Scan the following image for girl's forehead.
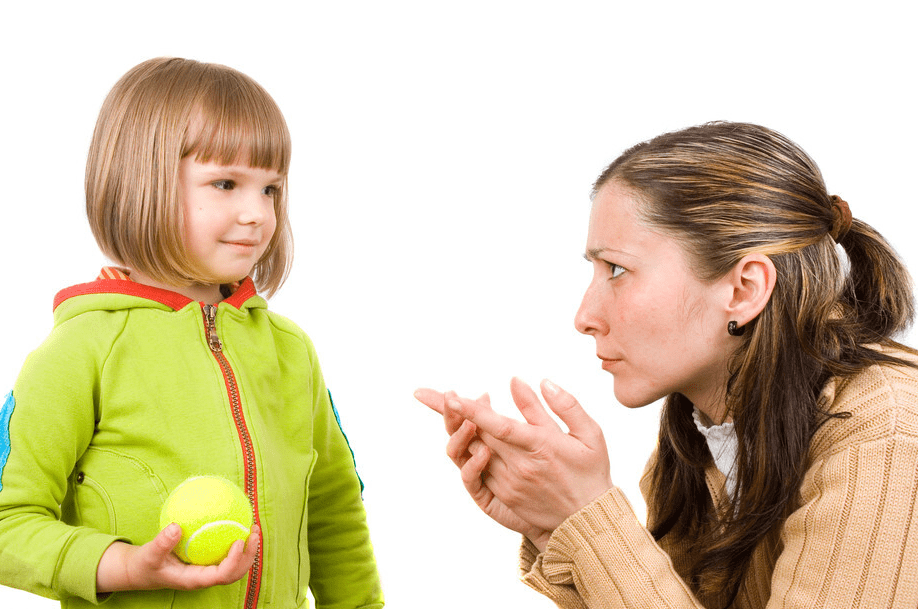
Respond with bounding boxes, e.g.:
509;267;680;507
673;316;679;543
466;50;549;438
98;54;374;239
186;149;286;175
184;114;289;174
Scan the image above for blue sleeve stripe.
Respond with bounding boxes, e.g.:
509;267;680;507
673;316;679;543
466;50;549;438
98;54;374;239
0;391;15;492
328;389;365;495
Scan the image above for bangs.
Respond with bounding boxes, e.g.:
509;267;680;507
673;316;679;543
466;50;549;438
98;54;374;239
183;65;291;173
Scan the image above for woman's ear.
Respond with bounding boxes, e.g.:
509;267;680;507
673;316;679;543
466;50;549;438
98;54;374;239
726;253;776;326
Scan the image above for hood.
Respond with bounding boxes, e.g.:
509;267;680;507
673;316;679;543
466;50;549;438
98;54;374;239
52;276;265;326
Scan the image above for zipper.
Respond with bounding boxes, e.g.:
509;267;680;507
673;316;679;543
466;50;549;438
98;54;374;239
203;303;263;608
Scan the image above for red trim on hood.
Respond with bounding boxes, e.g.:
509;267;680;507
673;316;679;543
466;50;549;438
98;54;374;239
53;281;194;312
224;277;258;309
53;276;258;312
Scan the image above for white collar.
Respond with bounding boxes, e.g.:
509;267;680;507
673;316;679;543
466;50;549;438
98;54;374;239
692;408;739;499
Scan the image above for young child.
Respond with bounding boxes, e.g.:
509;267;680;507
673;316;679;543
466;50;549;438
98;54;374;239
0;58;384;608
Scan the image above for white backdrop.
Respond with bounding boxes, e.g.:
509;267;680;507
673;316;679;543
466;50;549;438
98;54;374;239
1;1;916;607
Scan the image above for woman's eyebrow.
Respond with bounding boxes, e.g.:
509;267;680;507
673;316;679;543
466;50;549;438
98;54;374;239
584;247;628;261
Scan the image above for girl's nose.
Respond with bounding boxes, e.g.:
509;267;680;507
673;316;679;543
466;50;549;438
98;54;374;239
239;193;271;225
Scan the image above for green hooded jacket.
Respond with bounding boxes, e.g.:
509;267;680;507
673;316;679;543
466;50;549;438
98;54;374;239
0;275;383;608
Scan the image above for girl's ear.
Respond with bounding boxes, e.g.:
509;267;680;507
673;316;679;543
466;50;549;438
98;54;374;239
725;253;776;326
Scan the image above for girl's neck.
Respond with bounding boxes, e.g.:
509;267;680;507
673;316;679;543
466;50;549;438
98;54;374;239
129;270;224;304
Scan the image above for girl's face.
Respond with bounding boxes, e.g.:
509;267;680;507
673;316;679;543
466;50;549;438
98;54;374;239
575;181;735;419
179;156;281;292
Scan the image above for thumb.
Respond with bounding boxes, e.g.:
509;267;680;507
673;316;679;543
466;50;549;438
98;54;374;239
152;523;182;556
540;379;604;447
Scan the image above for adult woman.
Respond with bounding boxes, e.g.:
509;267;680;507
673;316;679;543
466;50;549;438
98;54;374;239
416;122;918;608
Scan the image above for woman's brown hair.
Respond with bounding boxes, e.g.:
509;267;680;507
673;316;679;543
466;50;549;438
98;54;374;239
594;122;915;604
85;57;293;297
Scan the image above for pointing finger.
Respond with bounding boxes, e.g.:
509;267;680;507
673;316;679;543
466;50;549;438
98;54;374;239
446;396;540;450
414;388;446;415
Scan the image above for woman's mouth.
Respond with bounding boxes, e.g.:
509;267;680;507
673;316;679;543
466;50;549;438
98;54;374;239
599;355;621;372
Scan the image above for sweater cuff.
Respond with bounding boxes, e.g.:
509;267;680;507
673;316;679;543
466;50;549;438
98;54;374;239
520;534;587;609
517;489;637;609
536;487;698;607
546;486;632;557
56;532;126;603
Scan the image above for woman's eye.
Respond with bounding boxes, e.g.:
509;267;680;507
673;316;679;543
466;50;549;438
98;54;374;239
608;263;625;279
262;185;279;196
213;180;235;190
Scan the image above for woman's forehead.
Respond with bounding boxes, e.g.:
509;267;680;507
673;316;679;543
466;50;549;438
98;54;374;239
588;182;640;236
587;182;676;259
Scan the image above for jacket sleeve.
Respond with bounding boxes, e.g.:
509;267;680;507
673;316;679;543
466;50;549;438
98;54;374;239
519;373;918;608
305;348;384;609
0;320;125;602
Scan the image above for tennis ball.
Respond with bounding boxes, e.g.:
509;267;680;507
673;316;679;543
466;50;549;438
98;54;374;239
159;476;253;565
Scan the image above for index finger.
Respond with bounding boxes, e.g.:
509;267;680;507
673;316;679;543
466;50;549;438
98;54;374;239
414;388;446;415
414;388;466;434
446;396;541;451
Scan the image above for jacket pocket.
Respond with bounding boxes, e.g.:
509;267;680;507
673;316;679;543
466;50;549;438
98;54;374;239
64;447;168;544
295;449;319;606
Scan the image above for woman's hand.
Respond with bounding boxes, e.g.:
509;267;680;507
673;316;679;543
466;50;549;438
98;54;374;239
416;388;553;549
96;523;260;593
415;379;613;551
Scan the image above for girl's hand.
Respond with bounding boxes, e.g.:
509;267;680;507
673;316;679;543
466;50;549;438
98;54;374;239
415;388;553;549
444;378;613;536
96;523;260;593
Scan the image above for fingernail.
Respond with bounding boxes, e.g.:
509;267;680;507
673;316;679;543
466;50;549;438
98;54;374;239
446;399;462;412
542;379;560;395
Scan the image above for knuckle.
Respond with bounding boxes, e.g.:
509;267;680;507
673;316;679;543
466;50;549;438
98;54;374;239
493;420;514;441
515;460;542;483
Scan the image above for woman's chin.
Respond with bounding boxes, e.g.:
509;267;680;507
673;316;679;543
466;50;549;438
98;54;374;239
612;385;660;410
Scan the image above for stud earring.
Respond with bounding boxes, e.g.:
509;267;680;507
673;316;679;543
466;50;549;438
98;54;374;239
727;321;745;336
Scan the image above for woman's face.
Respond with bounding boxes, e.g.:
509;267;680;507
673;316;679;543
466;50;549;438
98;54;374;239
575;181;735;417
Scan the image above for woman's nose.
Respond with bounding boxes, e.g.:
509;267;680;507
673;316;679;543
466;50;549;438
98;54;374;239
574;279;606;336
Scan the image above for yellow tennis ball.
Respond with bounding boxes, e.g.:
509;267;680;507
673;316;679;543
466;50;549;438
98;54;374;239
159;476;253;565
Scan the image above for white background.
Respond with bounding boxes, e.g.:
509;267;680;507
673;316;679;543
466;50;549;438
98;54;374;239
1;1;916;607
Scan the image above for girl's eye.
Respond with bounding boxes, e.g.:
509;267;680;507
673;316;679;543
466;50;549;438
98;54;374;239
262;185;279;196
213;180;235;190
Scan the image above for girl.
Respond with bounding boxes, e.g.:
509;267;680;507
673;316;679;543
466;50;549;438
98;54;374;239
0;58;384;608
417;122;918;608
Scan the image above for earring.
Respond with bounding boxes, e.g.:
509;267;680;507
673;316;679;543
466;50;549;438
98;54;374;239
727;321;745;336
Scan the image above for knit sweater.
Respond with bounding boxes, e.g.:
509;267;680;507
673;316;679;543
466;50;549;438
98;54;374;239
519;351;918;608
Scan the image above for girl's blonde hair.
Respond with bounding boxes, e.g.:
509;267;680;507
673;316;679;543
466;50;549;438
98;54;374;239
86;57;293;297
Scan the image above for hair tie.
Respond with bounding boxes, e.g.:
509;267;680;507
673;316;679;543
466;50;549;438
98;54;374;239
829;195;852;242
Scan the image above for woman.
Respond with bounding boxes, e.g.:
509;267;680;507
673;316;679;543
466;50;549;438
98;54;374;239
416;122;918;608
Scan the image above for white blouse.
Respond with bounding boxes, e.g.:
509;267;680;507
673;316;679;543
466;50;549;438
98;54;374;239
692;408;738;499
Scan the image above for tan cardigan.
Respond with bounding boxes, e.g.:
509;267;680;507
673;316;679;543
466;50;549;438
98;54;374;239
520;354;918;608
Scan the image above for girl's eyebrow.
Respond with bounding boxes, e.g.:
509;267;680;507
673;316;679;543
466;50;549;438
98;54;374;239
200;167;284;181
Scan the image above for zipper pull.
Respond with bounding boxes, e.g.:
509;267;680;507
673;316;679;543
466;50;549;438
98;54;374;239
203;304;223;352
